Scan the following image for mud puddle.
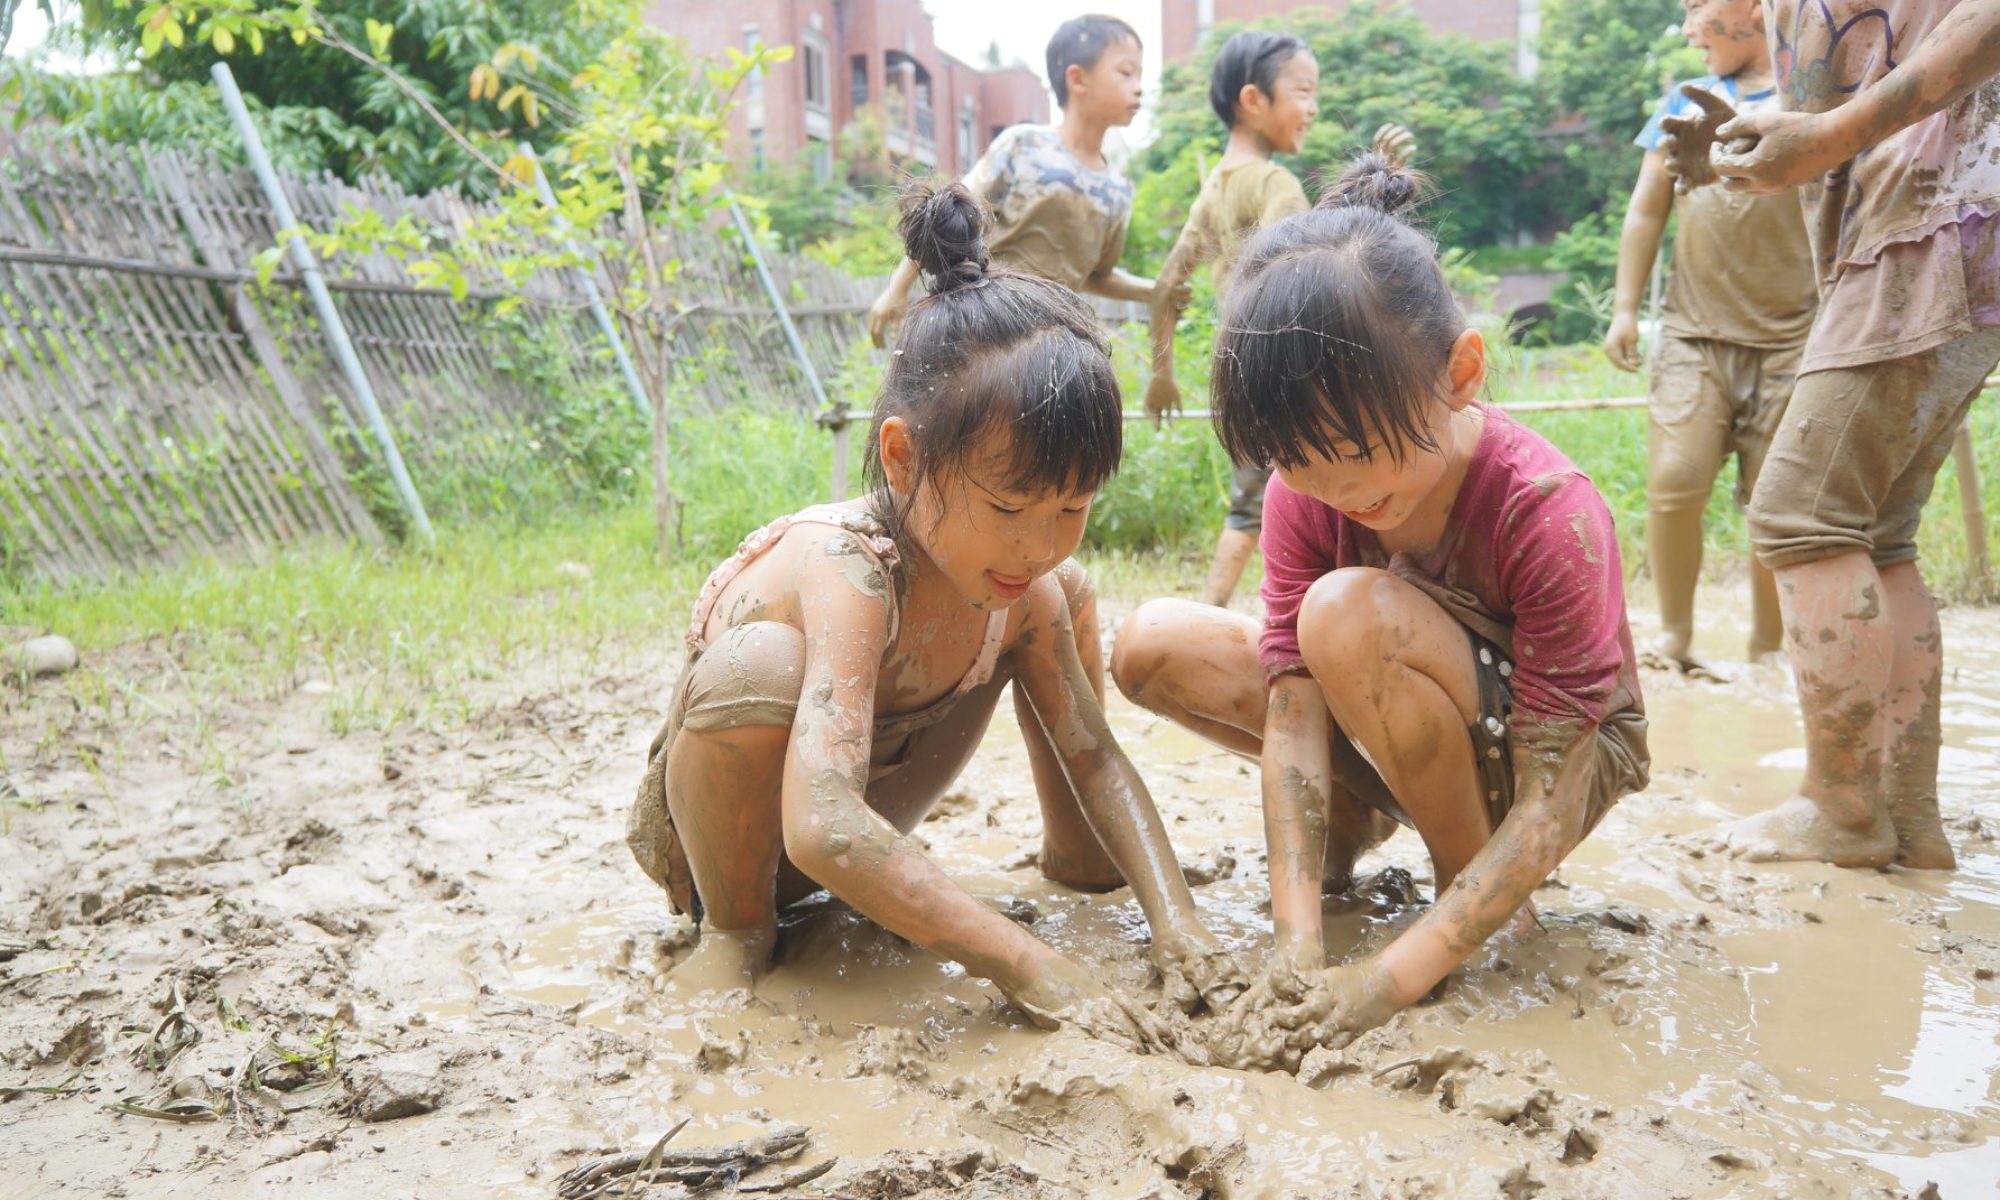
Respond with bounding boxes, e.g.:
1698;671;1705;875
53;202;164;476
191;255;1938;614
3;585;1998;1197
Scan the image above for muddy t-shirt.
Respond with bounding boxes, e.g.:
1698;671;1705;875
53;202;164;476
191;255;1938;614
1636;74;1819;347
1258;408;1649;790
1763;0;2000;371
1180;159;1310;294
961;124;1135;293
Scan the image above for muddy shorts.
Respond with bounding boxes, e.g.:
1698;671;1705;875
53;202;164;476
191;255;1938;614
1648;335;1802;513
1225;458;1273;534
1322;627;1517;834
627;621;1009;924
1748;326;2000;569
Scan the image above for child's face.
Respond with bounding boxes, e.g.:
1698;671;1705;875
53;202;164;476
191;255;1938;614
1244;51;1320;155
1270;332;1485;533
1682;0;1767;78
899;430;1096;612
1069;35;1145;128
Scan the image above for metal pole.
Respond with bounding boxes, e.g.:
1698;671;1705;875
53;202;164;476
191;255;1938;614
726;200;849;500
212;62;435;548
523;144;652;418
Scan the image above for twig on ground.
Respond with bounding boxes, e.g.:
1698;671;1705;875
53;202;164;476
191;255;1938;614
554;1121;812;1200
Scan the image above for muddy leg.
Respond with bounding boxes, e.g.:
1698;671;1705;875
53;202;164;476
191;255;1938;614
1646;371;1728;671
1020;561;1127;890
664;721;788;989
1723;551;1897;865
1747;557;1785;662
1115;597;1385;891
1200;528;1258;608
1879;561;1954;869
1299;569;1493;893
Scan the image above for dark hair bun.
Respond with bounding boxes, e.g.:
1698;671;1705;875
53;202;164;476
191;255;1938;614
898;182;990;293
1321;152;1430;217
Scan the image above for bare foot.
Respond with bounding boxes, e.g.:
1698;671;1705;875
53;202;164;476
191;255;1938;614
665;926;773;999
1722;796;1896;867
1640;638;1726;682
1890;793;1958;870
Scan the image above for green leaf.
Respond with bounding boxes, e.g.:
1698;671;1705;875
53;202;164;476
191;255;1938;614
365;18;394;59
212;25;235;54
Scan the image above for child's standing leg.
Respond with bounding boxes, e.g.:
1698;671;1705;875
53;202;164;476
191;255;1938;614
1734;329;2000;866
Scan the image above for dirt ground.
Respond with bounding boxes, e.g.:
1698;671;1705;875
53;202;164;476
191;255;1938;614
4;583;1999;1199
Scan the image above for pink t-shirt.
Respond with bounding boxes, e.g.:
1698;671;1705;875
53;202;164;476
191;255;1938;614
1259;408;1649;785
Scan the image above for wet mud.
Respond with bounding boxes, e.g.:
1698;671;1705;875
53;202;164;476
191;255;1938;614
4;586;2000;1197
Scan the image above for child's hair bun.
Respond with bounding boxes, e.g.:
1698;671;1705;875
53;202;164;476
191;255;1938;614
1321;151;1430;217
898;182;991;293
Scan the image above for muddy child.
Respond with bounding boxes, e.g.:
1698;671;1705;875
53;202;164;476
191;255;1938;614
868;15;1177;347
1659;0;2000;867
1606;0;1818;675
1143;26;1418;609
1112;154;1650;1067
629;184;1239;1050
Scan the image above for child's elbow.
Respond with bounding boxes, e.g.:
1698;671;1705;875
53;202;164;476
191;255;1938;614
781;801;856;883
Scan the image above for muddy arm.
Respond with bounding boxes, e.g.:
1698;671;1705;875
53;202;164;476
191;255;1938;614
1144;230;1206;418
1260;674;1334;972
1375;727;1596;1006
1012;577;1211;949
867;258;921;348
1083;266;1160;304
1605;152;1672;371
780;542;1061;992
1713;0;2000;192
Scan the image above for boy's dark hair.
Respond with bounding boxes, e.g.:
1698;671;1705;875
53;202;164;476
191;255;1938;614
1208;30;1310;128
1046;14;1140;108
866;183;1122;544
1211;152;1458;471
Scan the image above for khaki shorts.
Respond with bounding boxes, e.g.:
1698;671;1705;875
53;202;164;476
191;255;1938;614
1648;335;1802;512
1226;458;1272;534
1748;327;2000;569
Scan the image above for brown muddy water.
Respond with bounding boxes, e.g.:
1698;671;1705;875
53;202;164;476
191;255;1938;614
3;586;1998;1198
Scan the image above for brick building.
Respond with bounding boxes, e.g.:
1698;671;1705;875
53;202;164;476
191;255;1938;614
648;0;1050;181
1161;0;1544;76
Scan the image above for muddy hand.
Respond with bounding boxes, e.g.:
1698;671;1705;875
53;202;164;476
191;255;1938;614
1006;956;1207;1064
1151;934;1250;1014
1143;372;1182;427
1371;123;1417;169
1657;84;1738;194
1269;959;1401;1050
866;288;907;349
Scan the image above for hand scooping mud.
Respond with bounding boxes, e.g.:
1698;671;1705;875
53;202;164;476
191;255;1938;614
1205;957;1400;1072
1371;123;1417;170
1151;934;1251;1015
1657;84;1758;194
1006;955;1209;1065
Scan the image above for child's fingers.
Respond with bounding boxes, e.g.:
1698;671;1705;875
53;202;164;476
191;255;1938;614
1676;82;1736;118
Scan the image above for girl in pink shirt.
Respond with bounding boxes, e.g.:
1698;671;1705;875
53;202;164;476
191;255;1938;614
1112;153;1649;1068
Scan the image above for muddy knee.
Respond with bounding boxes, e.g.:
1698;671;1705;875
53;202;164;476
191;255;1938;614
1297;568;1397;679
1111;598;1183;706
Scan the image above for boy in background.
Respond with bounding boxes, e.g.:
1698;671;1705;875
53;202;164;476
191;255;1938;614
1607;0;1817;675
868;14;1172;345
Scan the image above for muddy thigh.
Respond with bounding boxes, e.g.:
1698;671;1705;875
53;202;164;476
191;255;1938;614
1111;598;1268;757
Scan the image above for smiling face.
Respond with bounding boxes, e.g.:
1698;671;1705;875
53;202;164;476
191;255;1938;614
1682;0;1768;79
1070;34;1145;128
883;423;1096;611
1243;50;1320;155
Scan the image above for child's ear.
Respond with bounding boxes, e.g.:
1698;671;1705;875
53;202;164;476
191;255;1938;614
1065;62;1089;103
880;416;917;493
1237;82;1266;120
1444;328;1487;410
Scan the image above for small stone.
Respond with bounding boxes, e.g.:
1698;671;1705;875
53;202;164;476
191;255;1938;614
555;561;592;582
300;679;335;695
9;635;77;678
349;1049;444;1122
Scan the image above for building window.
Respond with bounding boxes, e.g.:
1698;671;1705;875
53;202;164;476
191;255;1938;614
744;25;764;103
750;127;766;171
810;136;833;181
802;34;829;113
851;54;868;107
957;102;974;163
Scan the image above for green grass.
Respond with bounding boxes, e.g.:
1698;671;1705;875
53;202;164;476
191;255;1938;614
5;337;1997;746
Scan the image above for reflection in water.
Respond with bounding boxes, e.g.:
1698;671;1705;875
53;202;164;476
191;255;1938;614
1884;970;2000;1114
